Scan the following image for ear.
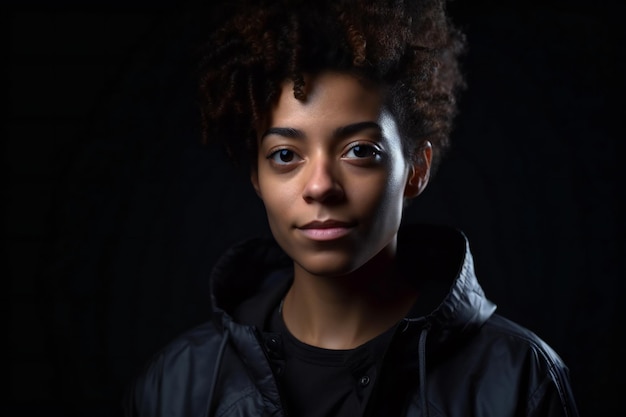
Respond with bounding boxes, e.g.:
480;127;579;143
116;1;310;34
250;167;263;199
404;141;432;199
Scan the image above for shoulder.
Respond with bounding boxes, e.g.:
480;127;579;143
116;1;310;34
473;314;578;415
463;313;571;384
430;313;569;379
481;314;566;370
127;321;225;416
420;314;578;416
162;321;224;354
140;320;225;378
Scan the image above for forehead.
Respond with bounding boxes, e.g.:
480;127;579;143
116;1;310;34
262;72;385;131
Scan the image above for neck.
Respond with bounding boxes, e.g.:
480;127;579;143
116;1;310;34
282;249;418;350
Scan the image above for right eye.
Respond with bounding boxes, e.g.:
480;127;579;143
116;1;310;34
267;148;302;166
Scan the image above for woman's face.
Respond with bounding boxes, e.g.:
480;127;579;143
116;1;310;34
252;71;430;278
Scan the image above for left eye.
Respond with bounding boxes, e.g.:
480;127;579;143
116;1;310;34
344;144;380;159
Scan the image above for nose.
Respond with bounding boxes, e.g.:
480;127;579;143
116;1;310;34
302;155;345;204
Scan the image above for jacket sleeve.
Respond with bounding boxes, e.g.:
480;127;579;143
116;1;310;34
526;346;580;417
123;323;223;417
124;352;167;417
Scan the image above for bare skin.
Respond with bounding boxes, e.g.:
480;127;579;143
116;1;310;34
252;71;432;350
281;249;421;349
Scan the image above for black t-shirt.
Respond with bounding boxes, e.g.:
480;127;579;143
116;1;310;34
263;300;395;417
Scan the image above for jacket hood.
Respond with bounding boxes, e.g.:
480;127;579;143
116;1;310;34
209;223;496;349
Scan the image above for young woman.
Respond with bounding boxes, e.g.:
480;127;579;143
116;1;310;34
127;1;579;416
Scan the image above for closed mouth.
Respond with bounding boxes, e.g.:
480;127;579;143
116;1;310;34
299;219;355;229
297;220;356;241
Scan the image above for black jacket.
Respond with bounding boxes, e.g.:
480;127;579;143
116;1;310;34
127;224;579;417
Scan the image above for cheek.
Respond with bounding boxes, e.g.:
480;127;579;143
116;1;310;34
257;177;294;219
382;179;408;216
260;195;287;240
373;157;409;198
349;173;404;216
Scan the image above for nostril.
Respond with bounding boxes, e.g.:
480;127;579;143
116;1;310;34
302;186;345;204
301;163;344;204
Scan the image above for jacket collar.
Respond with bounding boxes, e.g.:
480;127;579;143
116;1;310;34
396;224;497;346
209;223;496;347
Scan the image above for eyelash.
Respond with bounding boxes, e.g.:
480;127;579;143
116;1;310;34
267;148;301;165
342;143;382;160
266;142;383;167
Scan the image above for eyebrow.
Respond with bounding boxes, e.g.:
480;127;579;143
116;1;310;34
260;127;304;140
260;121;382;141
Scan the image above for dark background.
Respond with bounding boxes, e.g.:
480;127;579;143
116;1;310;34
6;0;625;416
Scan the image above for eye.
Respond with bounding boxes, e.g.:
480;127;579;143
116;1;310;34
343;143;381;160
267;148;302;165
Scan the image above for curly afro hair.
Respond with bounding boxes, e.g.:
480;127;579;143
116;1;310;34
197;0;466;174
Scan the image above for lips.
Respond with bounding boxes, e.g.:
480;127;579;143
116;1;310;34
297;220;356;241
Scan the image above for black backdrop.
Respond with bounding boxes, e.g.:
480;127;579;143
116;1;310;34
7;0;625;416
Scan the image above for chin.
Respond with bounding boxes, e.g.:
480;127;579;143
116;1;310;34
293;250;368;278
